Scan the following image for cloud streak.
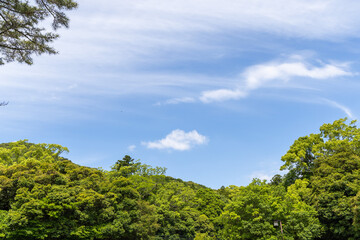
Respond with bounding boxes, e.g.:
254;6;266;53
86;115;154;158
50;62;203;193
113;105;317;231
320;98;354;119
0;1;358;122
200;89;248;103
55;0;360;66
142;129;208;151
243;61;350;90
199;58;351;103
156;97;196;106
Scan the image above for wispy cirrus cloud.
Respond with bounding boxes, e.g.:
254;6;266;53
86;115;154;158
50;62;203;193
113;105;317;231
159;56;355;118
1;1;358;122
320;98;354;119
200;89;248;103
142;129;208;151
199;58;351;103
156;97;196;106
2;0;358;103
56;0;360;66
243;61;350;90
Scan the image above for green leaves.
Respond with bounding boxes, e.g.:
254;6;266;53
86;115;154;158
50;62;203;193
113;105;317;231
280;134;322;180
279;118;360;239
220;179;322;240
306;151;360;239
0;140;69;166
281;118;360;186
0;144;161;239
2;120;360;240
0;0;78;64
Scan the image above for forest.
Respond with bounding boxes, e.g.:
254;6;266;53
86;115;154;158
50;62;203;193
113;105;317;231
0;118;360;240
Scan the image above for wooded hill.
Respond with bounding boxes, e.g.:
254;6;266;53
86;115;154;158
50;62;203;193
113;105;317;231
1;118;360;239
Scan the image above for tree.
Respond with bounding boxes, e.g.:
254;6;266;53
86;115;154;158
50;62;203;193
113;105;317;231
0;0;78;65
280;118;360;239
153;181;216;239
269;174;283;186
307;149;360;239
0;101;8;106
281;118;360;186
0;139;69;166
112;155;141;178
220;179;323;240
0;141;160;239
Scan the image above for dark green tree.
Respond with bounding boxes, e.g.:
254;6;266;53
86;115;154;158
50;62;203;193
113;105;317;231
220;179;323;240
0;0;78;65
280;118;360;239
308;150;360;239
281;118;360;186
153;181;216;239
269;174;283;186
0;143;160;239
112;155;141;178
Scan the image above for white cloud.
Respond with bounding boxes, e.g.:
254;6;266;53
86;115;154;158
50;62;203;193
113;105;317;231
128;145;136;152
55;0;360;66
199;58;351;103
142;129;208;151
200;89;248;103
0;0;357;120
157;97;196;105
243;61;351;90
321;98;354;119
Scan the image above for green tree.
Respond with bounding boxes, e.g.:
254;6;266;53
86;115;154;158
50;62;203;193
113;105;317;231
0;140;69;166
269;174;283;186
112;155;141;178
280;118;360;239
308;150;360;239
0;143;160;239
153;181;217;239
281;118;360;186
0;210;9;238
0;0;78;65
220;179;322;240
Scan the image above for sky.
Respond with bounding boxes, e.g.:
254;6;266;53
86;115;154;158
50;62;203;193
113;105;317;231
1;0;360;189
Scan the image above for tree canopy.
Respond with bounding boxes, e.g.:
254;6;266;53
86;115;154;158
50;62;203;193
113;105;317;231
281;118;360;186
1;119;360;239
279;118;360;239
0;0;78;65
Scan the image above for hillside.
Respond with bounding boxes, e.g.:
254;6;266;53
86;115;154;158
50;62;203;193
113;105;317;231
1;119;360;239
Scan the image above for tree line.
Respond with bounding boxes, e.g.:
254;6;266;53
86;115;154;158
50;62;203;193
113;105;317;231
0;118;360;239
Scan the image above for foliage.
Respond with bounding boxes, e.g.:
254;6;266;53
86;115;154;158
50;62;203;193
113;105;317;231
2;119;360;239
308;150;360;239
150;180;224;239
0;142;158;239
111;155;166;178
0;140;69;166
0;0;77;65
280;118;360;239
281;118;360;186
220;179;322;240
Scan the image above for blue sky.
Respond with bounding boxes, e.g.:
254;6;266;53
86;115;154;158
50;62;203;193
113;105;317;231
1;0;360;188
